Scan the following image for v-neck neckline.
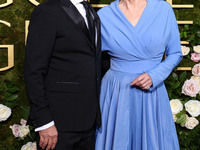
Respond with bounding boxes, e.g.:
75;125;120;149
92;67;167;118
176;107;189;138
116;0;149;30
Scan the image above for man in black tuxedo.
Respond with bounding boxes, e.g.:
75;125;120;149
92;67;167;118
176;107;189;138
24;0;101;149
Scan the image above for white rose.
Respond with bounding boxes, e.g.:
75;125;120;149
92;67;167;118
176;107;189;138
191;76;200;86
21;142;33;150
185;100;200;117
173;114;177;122
192;64;200;76
170;99;183;114
181;46;190;56
0;104;11;122
193;45;200;53
185;117;199;129
21;145;31;150
19;125;30;139
30;142;37;150
21;142;36;150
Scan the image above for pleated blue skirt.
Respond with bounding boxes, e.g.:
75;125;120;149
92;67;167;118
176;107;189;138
95;69;180;150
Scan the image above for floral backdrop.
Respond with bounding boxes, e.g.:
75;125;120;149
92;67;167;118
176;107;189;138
0;0;200;149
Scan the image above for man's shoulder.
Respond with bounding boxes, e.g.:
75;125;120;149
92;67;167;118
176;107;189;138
42;0;58;7
36;0;59;12
32;0;59;17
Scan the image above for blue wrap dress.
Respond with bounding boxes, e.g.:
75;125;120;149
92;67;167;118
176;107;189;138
95;0;183;149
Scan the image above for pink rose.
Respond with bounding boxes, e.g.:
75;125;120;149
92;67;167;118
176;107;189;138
20;118;27;126
182;79;200;97
192;64;200;76
10;124;20;138
191;53;200;62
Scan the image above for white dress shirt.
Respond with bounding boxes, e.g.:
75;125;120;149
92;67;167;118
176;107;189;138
35;0;89;132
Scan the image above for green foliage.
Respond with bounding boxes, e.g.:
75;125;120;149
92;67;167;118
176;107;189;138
0;79;35;150
176;113;186;125
177;123;200;150
165;68;200;149
165;71;188;99
20;106;30;121
0;80;19;108
180;24;200;47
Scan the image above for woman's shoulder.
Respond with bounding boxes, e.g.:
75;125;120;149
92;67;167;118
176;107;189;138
97;5;112;16
156;0;173;11
97;1;117;16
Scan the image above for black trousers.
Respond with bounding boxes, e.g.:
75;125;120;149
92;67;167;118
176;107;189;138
36;126;95;150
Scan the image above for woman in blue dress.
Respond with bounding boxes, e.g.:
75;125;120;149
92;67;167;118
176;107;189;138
95;0;182;149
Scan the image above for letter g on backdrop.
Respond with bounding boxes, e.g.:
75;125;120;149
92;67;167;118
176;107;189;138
0;1;14;72
0;20;14;71
0;0;39;72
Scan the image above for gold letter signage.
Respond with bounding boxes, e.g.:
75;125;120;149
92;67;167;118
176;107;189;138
0;20;14;71
0;45;14;71
0;0;13;8
28;0;39;6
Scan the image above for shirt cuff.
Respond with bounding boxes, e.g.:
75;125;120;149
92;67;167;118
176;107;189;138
35;121;55;132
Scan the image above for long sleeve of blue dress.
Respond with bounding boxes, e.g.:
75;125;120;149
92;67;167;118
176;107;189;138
146;6;183;91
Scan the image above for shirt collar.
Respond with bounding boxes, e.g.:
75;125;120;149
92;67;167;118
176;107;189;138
70;0;87;5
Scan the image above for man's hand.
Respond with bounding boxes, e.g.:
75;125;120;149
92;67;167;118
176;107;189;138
39;125;58;150
131;73;153;90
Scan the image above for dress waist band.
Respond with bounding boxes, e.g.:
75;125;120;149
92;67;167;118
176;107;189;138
110;59;161;74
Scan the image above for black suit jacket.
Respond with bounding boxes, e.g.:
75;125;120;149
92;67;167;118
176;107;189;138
24;0;101;131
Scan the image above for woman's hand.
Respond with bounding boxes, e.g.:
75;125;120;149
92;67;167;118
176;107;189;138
131;73;153;90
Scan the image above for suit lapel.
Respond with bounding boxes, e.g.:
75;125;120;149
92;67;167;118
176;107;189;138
58;0;96;52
